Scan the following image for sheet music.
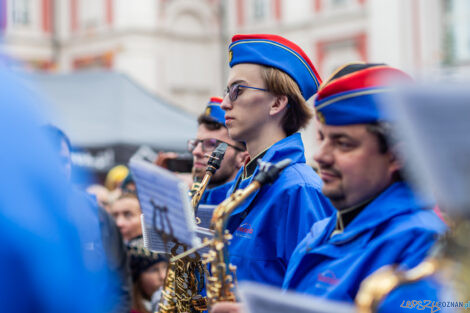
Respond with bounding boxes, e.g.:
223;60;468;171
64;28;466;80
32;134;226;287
141;214;176;253
382;83;470;214
238;282;356;313
196;204;216;229
130;158;200;248
142;215;213;255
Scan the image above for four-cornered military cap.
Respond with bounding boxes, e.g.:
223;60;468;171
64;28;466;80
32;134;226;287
229;34;322;101
314;63;412;125
203;97;226;126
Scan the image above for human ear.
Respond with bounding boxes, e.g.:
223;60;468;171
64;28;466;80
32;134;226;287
235;151;249;170
388;144;404;177
269;95;289;116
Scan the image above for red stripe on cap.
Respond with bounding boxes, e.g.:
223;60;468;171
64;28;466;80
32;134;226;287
209;97;223;104
317;66;411;101
232;34;321;85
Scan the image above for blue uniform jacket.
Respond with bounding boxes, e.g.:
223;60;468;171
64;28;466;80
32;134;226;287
199;180;234;206
282;182;447;303
226;133;335;287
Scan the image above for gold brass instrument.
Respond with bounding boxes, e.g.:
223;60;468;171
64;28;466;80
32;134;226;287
191;143;228;210
356;259;440;313
159;250;177;313
159;143;228;313
189;178;202;199
356;218;470;313
173;244;206;312
159;244;208;313
203;159;292;308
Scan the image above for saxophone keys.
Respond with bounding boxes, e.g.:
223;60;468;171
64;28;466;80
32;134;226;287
215;242;225;250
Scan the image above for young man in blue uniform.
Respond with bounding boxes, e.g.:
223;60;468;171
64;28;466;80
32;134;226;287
281;63;447;311
218;34;334;288
189;97;248;205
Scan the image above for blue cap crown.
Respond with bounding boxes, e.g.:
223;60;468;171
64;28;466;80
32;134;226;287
203;97;225;126
314;63;412;125
229;34;322;101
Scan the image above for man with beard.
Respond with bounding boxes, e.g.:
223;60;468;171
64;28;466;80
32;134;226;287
189;97;248;206
281;63;447;311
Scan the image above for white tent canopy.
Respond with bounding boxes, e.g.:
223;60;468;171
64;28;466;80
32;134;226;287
25;70;197;152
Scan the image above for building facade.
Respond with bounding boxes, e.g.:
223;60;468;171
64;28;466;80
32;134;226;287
1;0;468;156
1;0;224;115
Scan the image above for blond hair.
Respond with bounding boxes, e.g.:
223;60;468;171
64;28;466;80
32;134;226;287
260;66;313;136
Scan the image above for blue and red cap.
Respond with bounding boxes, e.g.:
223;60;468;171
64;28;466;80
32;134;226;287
229;34;322;101
314;63;412;125
203;97;226;126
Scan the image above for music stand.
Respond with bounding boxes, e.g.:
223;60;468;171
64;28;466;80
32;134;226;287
238;282;356;313
130;158;201;252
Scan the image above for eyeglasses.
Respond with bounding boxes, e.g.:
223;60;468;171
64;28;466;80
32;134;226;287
187;138;245;153
225;83;268;102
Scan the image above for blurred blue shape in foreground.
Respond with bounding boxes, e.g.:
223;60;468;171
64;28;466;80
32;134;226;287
0;66;105;312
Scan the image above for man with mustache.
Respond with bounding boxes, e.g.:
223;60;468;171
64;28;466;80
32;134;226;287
281;63;447;310
189;97;248;205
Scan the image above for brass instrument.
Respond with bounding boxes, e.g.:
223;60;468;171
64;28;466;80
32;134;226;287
203;159;291;308
159;244;208;313
356;259;440;313
356;218;470;313
159;256;177;313
158;143;228;313
191;143;228;210
189;178;202;199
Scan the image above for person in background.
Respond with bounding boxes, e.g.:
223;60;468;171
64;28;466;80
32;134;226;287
189;96;248;205
43;124;132;313
0;66;103;312
111;193;143;243
87;184;111;212
128;241;169;313
106;164;130;191
121;173;137;194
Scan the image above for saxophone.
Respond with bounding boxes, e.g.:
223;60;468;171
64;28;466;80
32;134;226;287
189;178;202;199
159;243;207;313
158;143;228;313
203;159;291;308
158;247;177;313
355;258;440;313
191;143;228;210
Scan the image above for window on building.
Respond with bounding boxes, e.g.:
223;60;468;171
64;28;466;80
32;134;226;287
328;0;355;10
12;0;32;26
79;0;105;30
252;0;270;22
332;0;347;6
443;0;470;64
